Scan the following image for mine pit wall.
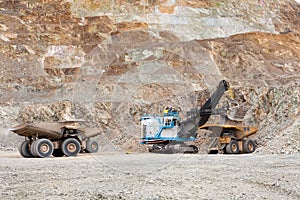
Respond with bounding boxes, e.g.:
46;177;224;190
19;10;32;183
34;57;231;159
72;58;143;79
0;0;299;153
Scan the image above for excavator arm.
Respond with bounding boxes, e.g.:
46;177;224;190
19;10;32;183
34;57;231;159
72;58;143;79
177;80;230;138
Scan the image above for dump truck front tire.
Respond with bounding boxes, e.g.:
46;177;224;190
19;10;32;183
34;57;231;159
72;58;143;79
19;140;34;158
85;139;99;153
62;138;81;157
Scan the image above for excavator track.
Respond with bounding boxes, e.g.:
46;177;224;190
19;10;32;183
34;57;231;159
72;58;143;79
149;143;198;154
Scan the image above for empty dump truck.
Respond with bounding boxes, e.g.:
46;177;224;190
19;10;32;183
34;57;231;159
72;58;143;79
10;120;100;158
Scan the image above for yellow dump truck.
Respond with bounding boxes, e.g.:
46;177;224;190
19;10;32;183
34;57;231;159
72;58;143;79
200;124;258;154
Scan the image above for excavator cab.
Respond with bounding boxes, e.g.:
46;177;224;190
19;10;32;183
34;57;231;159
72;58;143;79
162;107;180;128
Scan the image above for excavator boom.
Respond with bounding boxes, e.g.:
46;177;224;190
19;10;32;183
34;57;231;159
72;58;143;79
177;80;229;138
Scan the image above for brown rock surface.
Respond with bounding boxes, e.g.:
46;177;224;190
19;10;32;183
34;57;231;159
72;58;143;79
0;0;299;154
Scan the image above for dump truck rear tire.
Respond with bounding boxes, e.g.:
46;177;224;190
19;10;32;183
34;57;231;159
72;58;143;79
19;140;34;158
31;139;54;158
85;139;99;153
30;140;38;157
62;138;81;157
226;140;239;154
243;139;256;153
225;143;232;154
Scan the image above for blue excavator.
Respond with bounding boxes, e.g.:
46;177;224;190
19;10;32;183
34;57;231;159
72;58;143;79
140;80;230;153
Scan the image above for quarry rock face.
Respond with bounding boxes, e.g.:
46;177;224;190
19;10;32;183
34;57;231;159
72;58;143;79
0;0;299;153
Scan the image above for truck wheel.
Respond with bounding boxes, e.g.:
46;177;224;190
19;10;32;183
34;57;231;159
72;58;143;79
243;139;256;153
19;140;34;158
52;149;64;157
30;140;38;157
226;140;239;154
61;138;81;157
31;139;54;158
225;143;232;154
85;139;99;153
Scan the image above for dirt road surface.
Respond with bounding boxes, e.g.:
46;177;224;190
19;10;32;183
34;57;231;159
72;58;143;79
0;151;299;200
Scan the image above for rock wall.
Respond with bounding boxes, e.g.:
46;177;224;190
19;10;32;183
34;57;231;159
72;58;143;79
0;0;299;153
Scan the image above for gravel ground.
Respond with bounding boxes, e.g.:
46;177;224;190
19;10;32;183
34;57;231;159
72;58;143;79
0;152;299;200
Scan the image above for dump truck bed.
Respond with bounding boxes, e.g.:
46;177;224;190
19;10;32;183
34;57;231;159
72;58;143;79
11;121;101;140
10;123;64;140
